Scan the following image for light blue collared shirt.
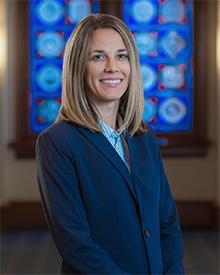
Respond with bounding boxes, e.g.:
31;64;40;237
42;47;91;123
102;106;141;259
98;121;129;170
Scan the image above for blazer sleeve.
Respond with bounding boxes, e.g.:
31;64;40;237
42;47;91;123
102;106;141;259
150;130;184;274
36;132;130;275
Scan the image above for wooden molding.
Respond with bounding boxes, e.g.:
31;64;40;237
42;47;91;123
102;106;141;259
1;202;46;231
177;201;216;229
212;203;220;231
1;201;219;231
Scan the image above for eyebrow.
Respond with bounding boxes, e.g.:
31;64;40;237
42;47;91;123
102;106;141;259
90;49;128;54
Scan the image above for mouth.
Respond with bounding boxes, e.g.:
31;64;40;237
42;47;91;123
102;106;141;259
99;78;123;87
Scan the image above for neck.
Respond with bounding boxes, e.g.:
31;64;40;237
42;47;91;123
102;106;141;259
95;101;119;130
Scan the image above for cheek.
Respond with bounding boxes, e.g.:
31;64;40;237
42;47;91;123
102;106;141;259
125;67;131;83
85;69;100;93
86;65;100;83
124;63;131;78
85;66;92;81
85;68;94;86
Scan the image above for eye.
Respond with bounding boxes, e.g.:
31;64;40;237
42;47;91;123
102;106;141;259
117;53;129;60
90;54;106;61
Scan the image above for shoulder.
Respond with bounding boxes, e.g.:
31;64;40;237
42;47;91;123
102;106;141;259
38;120;79;141
133;123;157;146
132;123;160;160
41;120;78;137
36;120;80;152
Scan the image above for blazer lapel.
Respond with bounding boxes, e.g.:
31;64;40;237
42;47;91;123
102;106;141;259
126;132;148;184
76;126;137;200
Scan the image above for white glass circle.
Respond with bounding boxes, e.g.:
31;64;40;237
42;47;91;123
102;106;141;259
135;33;157;56
159;97;186;124
36;32;64;58
36;0;63;25
131;0;156;23
38;99;60;124
36;65;61;92
160;0;184;23
68;0;91;23
160;66;184;89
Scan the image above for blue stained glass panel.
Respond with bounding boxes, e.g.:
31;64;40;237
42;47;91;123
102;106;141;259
36;0;64;25
66;0;92;25
36;64;62;92
123;0;193;133
134;32;158;57
131;0;157;23
159;64;186;90
160;31;186;58
143;98;158;123
35;31;65;58
36;98;61;124
29;0;100;133
159;97;187;124
159;0;186;24
30;0;193;134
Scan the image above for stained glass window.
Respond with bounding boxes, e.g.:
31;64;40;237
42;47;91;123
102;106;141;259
123;0;193;133
29;0;100;133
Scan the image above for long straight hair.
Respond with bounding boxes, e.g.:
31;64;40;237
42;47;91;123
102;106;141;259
57;13;147;136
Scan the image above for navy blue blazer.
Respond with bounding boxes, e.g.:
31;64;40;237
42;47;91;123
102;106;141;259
36;120;184;275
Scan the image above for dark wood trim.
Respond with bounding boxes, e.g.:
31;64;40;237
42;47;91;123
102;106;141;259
100;0;122;18
177;201;217;229
12;0;37;158
212;203;220;231
1;201;219;231
1;202;46;231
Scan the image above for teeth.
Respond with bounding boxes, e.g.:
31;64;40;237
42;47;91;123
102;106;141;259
101;79;121;84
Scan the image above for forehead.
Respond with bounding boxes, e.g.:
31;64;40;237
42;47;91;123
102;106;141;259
89;28;127;51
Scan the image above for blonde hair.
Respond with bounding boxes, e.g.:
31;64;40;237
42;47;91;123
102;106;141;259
57;13;147;136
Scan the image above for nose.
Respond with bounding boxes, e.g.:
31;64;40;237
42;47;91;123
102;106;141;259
104;57;119;73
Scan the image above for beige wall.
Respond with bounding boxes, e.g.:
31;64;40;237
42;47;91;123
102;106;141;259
1;1;39;205
1;1;219;206
0;0;5;205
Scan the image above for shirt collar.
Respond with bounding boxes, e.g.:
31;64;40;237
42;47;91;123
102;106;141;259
98;120;121;140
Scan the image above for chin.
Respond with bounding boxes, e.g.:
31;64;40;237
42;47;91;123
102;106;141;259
105;94;124;101
105;89;126;98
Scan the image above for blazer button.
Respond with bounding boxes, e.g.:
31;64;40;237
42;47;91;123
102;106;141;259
144;229;151;238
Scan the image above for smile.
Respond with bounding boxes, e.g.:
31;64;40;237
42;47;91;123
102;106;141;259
100;79;122;84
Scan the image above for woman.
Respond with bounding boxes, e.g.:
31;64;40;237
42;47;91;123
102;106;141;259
36;14;184;275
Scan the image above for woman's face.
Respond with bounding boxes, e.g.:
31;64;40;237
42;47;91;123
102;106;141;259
85;28;131;107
